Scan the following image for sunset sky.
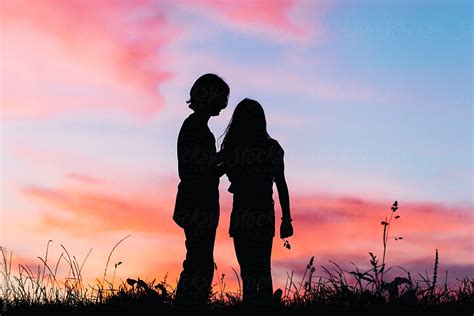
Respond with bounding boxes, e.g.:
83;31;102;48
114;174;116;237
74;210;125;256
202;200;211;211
1;0;472;290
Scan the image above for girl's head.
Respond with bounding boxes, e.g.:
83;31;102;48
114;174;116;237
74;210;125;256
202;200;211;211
187;73;229;116
221;98;271;149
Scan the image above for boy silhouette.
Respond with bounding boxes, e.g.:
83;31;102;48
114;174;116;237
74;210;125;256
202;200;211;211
173;74;230;308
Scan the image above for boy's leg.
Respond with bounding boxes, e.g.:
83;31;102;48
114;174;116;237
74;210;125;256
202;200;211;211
175;227;216;308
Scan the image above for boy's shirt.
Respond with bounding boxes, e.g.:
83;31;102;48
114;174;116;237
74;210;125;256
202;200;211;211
173;113;220;230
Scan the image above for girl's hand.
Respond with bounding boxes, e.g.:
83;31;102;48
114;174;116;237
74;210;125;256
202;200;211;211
280;219;293;239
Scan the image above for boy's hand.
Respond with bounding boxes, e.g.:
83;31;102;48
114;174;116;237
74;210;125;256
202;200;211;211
280;219;293;239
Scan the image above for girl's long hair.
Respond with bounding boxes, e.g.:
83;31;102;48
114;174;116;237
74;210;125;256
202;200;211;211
220;98;271;150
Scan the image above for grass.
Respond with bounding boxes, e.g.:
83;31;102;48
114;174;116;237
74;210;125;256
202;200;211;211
0;201;473;315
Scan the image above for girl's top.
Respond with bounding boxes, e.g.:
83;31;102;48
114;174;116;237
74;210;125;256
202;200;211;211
224;138;284;238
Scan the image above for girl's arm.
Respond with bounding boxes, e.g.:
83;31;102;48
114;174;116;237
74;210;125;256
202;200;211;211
273;141;293;238
275;172;291;221
275;167;293;239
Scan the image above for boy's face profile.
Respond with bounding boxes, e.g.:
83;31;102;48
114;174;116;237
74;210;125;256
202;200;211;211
209;93;229;116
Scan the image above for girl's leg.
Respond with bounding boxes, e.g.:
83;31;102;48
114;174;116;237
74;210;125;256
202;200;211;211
257;237;273;302
233;236;258;304
234;235;273;306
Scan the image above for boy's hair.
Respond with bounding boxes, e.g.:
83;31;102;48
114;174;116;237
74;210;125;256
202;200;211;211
187;73;230;112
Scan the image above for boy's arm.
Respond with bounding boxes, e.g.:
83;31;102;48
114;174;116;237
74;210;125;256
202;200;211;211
215;150;226;178
177;129;202;181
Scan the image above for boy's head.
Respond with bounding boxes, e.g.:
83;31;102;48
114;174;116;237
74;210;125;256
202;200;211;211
187;73;229;116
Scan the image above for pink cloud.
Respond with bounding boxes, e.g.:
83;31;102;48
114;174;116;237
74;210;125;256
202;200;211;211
280;194;473;268
176;0;329;43
206;0;298;29
19;179;472;266
0;0;335;121
22;184;176;236
1;0;177;120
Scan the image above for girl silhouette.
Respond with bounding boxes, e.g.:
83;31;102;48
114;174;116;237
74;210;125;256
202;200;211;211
220;98;293;306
